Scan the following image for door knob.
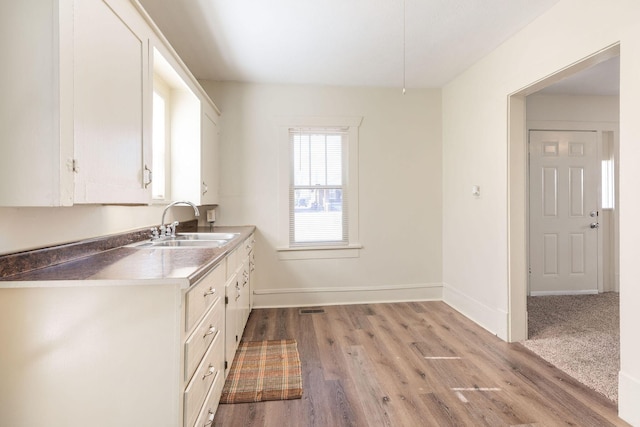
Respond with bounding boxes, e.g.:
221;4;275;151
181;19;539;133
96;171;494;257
590;222;599;229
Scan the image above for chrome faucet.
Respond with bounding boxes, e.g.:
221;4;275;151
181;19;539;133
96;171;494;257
154;201;200;238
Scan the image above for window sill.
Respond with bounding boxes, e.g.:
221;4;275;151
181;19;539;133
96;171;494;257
276;244;362;260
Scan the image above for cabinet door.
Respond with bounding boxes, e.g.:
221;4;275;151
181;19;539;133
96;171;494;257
224;275;240;377
238;258;251;332
200;106;220;205
73;0;151;204
0;1;74;207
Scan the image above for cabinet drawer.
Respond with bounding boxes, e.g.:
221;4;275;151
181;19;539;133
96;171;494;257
184;298;223;382
184;330;224;427
192;366;225;427
186;263;225;332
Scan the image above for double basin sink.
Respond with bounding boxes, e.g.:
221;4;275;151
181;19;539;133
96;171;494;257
130;232;240;249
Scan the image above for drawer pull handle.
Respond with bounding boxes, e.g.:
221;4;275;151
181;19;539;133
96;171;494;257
204;287;215;297
202;364;215;380
204;410;215;426
204;325;216;338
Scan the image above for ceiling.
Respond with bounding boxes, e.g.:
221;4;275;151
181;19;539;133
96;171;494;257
139;0;564;89
139;0;619;95
537;56;620;96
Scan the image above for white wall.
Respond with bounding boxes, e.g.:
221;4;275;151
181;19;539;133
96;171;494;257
0;205;199;255
200;81;443;306
442;0;640;423
527;94;619;123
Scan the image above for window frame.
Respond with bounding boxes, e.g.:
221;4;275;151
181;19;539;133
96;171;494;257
277;116;362;259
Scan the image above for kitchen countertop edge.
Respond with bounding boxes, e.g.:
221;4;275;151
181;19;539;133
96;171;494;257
0;225;256;289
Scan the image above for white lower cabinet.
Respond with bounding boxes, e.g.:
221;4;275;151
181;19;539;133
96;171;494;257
0;233;255;427
182;261;226;427
184;329;224;427
184;231;255;424
194;370;225;427
223;234;255;377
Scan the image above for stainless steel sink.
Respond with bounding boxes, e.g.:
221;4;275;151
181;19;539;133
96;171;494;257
174;232;239;241
131;239;228;248
128;232;240;249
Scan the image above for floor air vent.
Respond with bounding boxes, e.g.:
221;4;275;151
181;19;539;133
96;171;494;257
299;308;326;315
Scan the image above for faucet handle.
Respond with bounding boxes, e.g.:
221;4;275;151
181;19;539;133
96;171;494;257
170;221;179;237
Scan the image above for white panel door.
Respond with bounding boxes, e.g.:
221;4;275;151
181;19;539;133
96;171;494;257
529;130;599;294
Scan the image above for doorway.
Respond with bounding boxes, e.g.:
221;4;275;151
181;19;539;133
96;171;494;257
507;43;620;342
507;45;620;402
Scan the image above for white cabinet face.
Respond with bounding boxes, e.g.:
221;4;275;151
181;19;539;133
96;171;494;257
73;0;151;204
200;108;220;205
0;1;74;207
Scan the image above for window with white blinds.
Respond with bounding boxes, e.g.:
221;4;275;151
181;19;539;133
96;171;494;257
277;116;361;258
289;128;348;245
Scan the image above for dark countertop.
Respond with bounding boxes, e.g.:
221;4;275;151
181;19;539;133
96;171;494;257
0;226;255;289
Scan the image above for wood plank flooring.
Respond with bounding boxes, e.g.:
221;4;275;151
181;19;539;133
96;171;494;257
213;301;628;427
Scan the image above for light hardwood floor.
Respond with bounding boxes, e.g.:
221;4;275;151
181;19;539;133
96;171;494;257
213;301;628;426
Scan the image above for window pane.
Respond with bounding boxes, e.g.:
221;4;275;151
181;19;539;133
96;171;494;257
293;133;310;186
293;132;343;186
310;134;327;185
601;131;615;210
326;135;342;185
152;91;166;199
293;188;343;243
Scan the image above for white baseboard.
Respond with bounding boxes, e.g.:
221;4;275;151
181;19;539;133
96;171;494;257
619;371;640;426
252;283;443;308
529;290;599;296
442;283;509;340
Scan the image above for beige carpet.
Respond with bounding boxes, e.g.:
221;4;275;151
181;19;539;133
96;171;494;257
522;293;619;402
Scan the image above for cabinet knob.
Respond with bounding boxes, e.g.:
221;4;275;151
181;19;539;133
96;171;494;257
203;287;215;297
202;181;208;195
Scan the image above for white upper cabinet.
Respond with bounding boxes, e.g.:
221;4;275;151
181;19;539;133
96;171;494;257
155;46;221;206
73;0;152;204
0;0;151;206
200;104;221;205
0;1;74;206
168;96;220;206
0;0;219;207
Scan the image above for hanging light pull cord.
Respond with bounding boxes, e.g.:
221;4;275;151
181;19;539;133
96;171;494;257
403;0;406;95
